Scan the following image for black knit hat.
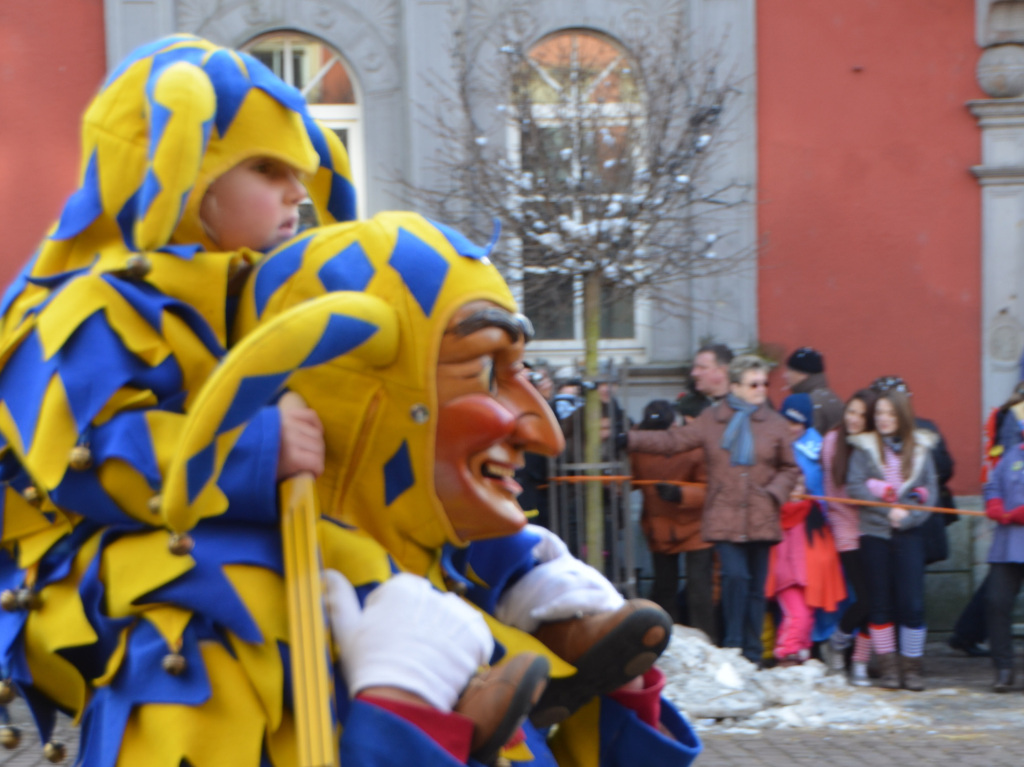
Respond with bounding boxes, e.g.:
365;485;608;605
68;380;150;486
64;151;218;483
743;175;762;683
640;399;676;430
786;346;824;374
674;391;711;420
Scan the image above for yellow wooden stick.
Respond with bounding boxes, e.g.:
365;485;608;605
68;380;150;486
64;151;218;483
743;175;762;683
281;473;338;767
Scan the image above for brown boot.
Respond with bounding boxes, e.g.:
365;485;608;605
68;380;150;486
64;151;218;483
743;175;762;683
875;652;901;689
529;598;672;728
455;652;550;765
900;655;925;692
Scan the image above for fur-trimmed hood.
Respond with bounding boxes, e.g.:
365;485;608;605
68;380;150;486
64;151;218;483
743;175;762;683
847;428;938;493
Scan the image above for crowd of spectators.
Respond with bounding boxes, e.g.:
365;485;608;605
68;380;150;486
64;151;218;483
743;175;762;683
520;345;1021;694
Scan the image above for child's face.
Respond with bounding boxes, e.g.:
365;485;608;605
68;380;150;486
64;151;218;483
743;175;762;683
844;397;867;435
875;397;898;437
786;419;806;440
200;156;306;252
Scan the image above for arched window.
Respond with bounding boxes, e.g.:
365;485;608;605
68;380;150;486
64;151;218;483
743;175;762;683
242;31;365;220
512;30;643;348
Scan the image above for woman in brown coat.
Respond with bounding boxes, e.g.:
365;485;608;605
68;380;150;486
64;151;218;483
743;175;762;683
627;356;799;663
630;399;714;639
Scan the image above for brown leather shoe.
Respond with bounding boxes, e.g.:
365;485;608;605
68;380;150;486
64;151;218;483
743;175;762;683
529;598;672;728
455;652;550;765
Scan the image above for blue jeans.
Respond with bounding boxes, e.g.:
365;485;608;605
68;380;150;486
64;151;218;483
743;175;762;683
859;528;926;629
715;540;772;663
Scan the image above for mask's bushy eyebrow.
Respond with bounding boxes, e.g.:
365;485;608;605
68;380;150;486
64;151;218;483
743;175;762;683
450;308;534;343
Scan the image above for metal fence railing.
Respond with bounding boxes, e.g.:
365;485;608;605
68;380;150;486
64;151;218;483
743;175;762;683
545;365;638;597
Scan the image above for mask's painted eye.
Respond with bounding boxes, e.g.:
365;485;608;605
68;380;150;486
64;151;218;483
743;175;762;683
481;357;497;395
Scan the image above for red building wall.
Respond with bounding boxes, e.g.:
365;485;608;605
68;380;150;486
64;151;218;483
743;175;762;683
758;1;984;493
0;1;106;288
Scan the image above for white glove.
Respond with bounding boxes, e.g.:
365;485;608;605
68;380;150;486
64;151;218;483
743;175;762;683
324;570;494;711
527;523;572;563
494;525;626;634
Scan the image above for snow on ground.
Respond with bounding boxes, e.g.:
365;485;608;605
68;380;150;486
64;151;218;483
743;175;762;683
660;626;930;733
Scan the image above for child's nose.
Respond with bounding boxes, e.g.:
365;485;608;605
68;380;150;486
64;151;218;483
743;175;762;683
283;171;306;202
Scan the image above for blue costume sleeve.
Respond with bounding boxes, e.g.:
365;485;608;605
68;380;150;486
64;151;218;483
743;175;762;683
549;695;701;767
598;697;701;767
216;406;281;525
444;527;542;614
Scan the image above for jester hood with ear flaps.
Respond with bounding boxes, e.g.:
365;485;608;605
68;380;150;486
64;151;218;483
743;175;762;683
234;212;516;574
0;33;355;340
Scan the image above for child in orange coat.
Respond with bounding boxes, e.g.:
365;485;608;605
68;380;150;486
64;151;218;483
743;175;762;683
766;399;847;665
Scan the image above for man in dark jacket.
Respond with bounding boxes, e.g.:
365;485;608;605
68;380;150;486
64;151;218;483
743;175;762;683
782;347;844;435
678;344;733;415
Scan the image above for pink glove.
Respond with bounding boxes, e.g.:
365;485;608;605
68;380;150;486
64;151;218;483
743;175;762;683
1007;505;1024;526
986;498;1008;524
910;487;929;505
866;479;897;502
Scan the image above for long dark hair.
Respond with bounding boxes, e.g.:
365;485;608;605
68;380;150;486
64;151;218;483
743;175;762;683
874;389;917;478
998;381;1024;420
829;388;878;488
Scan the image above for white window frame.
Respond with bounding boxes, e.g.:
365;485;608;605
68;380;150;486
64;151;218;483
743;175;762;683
504;33;651;365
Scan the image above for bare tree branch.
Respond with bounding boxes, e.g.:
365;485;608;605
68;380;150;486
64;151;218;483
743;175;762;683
397;1;755;334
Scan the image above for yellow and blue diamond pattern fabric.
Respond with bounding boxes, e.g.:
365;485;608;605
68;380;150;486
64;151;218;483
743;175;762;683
160;290;399;534
234;211;518;576
0;34;355;338
0;34;358;767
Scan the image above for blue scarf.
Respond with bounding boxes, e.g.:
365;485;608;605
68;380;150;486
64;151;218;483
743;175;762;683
721;393;758;466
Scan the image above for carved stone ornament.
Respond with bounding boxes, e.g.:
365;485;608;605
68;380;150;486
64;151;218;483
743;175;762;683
989;310;1024;362
978;43;1024;98
244;0;285;26
176;0;215;32
314;0;335;29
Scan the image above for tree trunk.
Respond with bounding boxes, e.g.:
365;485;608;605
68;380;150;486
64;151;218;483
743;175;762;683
582;269;604;571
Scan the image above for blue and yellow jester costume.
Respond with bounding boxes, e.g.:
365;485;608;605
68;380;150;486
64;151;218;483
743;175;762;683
0;35;355;765
226;212;701;766
0;33;698;767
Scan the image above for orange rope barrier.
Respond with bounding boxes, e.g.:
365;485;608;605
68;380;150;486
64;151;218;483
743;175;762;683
796;493;983;517
546;475;984;516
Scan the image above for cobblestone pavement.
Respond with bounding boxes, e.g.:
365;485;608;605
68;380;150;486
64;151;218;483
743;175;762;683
0;642;1020;765
0;702;77;767
700;640;1024;766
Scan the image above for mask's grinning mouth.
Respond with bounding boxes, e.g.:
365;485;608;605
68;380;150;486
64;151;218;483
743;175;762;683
481;461;515;480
